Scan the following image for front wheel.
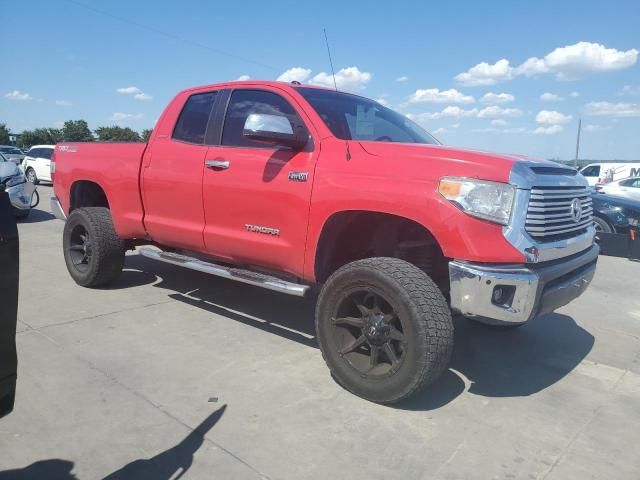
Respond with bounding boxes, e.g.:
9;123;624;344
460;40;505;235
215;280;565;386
316;257;454;404
63;207;125;287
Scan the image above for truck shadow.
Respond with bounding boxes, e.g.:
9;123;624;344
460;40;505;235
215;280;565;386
117;255;594;410
0;405;226;480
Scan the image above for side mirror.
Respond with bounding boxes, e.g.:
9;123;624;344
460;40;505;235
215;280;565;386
243;113;308;150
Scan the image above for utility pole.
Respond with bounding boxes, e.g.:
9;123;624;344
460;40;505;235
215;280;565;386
574;118;582;169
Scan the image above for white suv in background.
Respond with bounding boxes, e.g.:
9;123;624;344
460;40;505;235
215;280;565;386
23;145;55;184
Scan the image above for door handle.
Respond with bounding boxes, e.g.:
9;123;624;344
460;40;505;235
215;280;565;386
205;159;230;170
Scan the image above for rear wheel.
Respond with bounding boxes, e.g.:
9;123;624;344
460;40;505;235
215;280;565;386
63;207;125;287
316;257;453;404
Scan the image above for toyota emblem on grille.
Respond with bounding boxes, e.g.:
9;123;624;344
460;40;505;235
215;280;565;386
570;198;582;223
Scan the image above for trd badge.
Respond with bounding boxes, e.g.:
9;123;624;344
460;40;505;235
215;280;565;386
288;172;308;182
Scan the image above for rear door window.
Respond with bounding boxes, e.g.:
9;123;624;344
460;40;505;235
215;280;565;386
29;148;41;158
172;92;218;144
39;148;53;160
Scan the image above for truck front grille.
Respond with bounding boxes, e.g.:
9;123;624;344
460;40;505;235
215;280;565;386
525;186;593;241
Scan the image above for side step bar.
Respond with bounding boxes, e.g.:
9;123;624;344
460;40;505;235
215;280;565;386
138;248;309;297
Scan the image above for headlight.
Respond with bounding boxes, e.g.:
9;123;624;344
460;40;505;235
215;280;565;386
439;177;516;225
5;174;26;187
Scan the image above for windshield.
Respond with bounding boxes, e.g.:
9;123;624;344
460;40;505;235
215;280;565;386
296;87;438;144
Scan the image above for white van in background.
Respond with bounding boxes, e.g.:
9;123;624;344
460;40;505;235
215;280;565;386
580;163;640;185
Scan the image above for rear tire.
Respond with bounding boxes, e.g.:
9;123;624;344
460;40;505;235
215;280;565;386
316;257;453;404
63;207;125;287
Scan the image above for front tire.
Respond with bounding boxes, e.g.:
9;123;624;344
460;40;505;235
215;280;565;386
593;216;612;234
316;257;453;404
63;207;125;287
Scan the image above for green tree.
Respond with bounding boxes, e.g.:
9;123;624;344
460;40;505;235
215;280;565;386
0;123;10;144
62;120;94;142
95;126;142;142
141;128;153;142
17;128;63;148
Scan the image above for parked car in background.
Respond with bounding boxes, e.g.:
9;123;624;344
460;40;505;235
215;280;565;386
580;163;640;186
23;145;55;184
0;153;36;218
0;146;25;165
595;177;640;201
591;192;640;234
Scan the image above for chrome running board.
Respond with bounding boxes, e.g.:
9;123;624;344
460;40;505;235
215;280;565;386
138;248;309;297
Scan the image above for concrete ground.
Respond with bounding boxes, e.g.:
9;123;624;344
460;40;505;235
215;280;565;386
1;185;639;480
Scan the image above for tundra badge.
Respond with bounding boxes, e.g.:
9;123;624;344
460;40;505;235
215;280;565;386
245;224;280;236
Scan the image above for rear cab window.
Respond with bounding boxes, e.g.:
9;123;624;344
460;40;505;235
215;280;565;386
580;165;600;177
172;92;218;144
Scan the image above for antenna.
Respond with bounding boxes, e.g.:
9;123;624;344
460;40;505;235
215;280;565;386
574;118;582;169
323;28;351;160
323;28;339;92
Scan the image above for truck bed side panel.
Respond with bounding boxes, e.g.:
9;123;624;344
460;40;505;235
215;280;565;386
54;143;148;238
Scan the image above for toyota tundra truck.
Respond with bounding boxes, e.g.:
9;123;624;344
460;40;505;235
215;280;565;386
51;80;598;404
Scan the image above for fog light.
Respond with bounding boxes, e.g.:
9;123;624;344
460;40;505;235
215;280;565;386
492;285;516;307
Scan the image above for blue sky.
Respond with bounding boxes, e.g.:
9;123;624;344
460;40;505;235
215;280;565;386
2;0;639;160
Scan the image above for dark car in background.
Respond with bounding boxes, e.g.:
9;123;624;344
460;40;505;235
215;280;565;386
591;192;640;234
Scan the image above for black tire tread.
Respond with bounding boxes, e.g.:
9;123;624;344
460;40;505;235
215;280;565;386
316;257;453;404
64;207;125;287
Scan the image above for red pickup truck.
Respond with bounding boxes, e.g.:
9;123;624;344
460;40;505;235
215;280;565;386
51;80;598;403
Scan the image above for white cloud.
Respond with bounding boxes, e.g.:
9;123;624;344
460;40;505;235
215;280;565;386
455;59;514;86
5;90;33;101
480;92;515;104
534;125;564;135
584;101;640;117
277;67;312;83
455;42;638;86
583;124;612;132
619;85;640;96
570;91;580;97
450;123;461;128
133;93;153;101
118;86;152;101
236;74;251;81
536;110;573;125
543;42;638;80
109;112;144;122
540;92;563;102
55;100;73;107
432;127;447;135
491;119;509;126
477;106;522;118
312;66;372;91
396;76;409;82
406;106;478;122
116;86;143;95
472;127;527;134
375;98;390;107
408;88;475;104
408;105;521;122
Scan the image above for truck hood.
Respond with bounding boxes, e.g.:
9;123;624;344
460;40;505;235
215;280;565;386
358;141;569;184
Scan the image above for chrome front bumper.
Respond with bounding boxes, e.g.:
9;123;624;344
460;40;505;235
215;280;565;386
449;244;598;325
51;196;67;220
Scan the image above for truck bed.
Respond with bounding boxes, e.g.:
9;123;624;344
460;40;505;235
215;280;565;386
54;142;148;239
